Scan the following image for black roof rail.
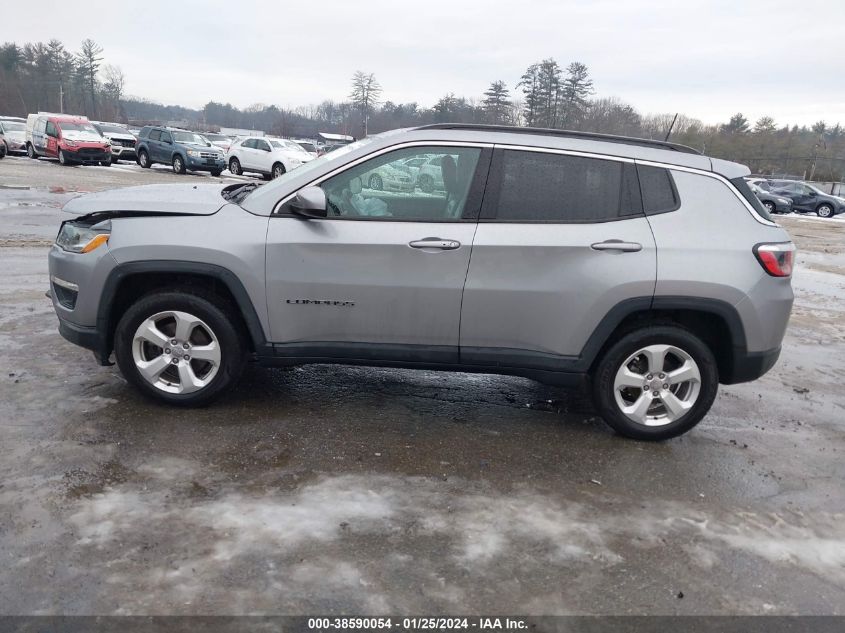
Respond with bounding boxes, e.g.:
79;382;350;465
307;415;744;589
415;123;701;155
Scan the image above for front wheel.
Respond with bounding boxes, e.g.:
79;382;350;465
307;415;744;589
763;201;776;213
138;150;151;168
591;325;719;440
229;157;242;176
173;154;186;174
27;143;37;159
816;204;834;218
58;150;69;166
114;291;247;406
271;162;286;179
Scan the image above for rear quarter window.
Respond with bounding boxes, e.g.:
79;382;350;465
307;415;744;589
730;176;773;222
638;165;679;214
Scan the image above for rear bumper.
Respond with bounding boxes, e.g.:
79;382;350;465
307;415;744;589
723;346;781;384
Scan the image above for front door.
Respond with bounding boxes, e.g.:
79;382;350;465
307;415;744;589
460;148;657;368
44;121;59;158
265;144;490;363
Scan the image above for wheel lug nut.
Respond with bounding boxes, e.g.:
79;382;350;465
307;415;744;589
171;358;179;365
165;348;171;354
647;374;653;380
171;339;178;345
183;343;189;349
659;373;665;379
184;355;190;361
643;385;650;391
663;384;668;389
652;391;659;398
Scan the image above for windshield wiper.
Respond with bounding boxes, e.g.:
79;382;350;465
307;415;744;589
222;182;260;203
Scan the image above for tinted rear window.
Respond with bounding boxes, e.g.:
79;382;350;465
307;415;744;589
638;165;678;214
493;150;624;222
731;176;773;222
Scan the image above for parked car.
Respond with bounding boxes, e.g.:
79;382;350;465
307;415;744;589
415;154;456;192
360;160;416;192
0;130;6;158
274;138;315;163
0;119;28;154
202;133;234;153
292;139;319;159
26;113;111;166
767;180;845;218
92;122;137;164
749;182;792;214
47;123;794;441
226;136;303;179
135;126;226;176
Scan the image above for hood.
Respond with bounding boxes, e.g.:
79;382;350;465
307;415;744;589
4;130;25;142
63;183;228;217
102;132;136;141
62;130;105;143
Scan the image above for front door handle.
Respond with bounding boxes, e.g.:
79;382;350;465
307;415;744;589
591;240;642;253
409;238;461;250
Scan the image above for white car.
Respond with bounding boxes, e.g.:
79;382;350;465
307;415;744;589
291;139;319;160
273;138;315;163
0;118;27;154
202;133;234;153
226;136;304;180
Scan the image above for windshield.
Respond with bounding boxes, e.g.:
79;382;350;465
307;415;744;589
173;131;209;145
96;124;130;134
269;140;283;149
61;122;99;134
297;142;317;153
2;121;25;132
206;134;228;141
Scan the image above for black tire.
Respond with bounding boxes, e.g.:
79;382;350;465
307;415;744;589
114;290;247;406
58;149;70;166
591;325;719;441
271;162;286;179
763;201;776;213
368;174;383;190
229;157;241;175
138;149;151;168
172;154;186;175
816;204;834;218
210;169;222;177
26;143;37;159
100;160;111;167
418;174;434;193
0;143;6;159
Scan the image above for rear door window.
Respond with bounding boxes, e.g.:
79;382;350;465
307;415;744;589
148;129;161;141
485;149;632;222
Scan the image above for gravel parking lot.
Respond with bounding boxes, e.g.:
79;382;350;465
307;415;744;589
1;156;844;615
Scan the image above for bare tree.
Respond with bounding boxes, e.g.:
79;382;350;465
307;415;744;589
349;71;382;137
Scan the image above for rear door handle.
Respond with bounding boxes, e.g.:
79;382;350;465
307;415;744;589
409;238;461;250
591;240;642;253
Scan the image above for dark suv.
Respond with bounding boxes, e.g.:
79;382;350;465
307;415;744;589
767;180;845;218
135;126;226;176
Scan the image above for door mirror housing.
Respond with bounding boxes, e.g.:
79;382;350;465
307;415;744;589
290;186;328;218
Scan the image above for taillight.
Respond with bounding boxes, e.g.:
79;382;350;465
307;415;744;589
754;242;795;277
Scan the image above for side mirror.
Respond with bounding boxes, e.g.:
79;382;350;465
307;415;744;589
290;186;328;219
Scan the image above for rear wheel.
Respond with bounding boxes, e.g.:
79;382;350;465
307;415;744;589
591;325;718;440
172;154;186;174
763;200;776;213
138;149;150;168
114;291;247;406
816;204;834;218
229;157;242;175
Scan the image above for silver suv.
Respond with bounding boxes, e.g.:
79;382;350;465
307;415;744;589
48;124;795;440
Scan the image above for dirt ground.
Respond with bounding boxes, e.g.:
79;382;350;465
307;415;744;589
1;155;844;615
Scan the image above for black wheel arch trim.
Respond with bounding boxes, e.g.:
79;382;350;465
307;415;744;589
95;260;270;363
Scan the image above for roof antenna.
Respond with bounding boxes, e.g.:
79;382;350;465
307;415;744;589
664;113;679;142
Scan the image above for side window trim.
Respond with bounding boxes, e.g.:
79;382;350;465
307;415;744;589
273;144;493;223
480;147;643;224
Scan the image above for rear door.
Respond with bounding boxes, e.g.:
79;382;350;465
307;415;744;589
460;147;657;368
265;143;491;362
156;130;173;162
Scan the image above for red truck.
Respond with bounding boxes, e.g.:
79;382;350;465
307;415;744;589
25;113;111;166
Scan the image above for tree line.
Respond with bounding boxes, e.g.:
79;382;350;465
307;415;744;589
2;39;844;181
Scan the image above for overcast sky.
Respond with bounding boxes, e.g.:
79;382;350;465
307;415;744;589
8;0;845;126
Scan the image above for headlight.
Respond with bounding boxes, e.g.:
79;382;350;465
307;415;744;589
187;150;201;157
56;220;111;254
64;140;77;147
778;198;790;204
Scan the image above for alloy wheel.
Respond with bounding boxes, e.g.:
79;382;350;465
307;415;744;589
613;344;702;426
131;310;221;395
818;205;833;218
